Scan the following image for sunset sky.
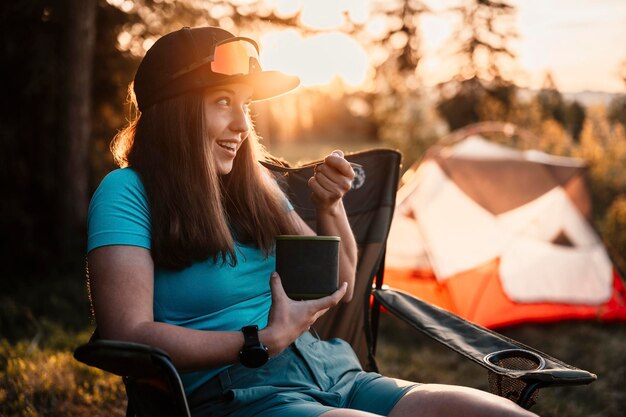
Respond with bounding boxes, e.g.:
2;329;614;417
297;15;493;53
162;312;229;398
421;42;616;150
260;0;626;93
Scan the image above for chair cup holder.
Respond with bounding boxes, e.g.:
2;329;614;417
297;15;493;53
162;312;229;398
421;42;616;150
484;349;546;373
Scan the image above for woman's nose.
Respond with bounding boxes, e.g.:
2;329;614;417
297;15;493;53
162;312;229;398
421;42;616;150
230;106;250;136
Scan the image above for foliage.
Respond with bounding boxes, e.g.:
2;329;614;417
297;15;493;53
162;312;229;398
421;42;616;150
373;90;441;165
602;195;626;268
0;270;124;416
563;100;586;141
436;76;518;131
533;73;587;142
536;118;572;155
434;0;519;131
4;0;623;283
536;73;566;124
341;0;436;169
607;94;626;131
574;107;626;221
0;341;125;417
446;0;518;81
363;0;427;84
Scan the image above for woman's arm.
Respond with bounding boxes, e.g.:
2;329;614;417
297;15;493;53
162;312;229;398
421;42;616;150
89;245;247;371
305;150;358;302
89;244;347;368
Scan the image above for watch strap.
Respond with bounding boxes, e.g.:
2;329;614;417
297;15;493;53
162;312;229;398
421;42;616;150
241;325;262;348
239;325;269;368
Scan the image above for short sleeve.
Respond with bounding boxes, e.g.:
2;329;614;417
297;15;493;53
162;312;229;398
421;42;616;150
87;168;152;253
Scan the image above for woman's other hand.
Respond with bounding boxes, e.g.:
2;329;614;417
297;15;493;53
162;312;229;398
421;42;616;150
261;272;348;356
307;150;355;212
305;149;358;303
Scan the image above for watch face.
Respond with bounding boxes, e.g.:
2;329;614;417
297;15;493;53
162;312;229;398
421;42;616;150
240;345;269;368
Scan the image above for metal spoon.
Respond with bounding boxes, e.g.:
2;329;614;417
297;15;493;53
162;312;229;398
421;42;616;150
259;160;362;172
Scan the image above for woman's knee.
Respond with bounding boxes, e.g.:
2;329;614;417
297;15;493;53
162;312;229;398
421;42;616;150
388;383;539;417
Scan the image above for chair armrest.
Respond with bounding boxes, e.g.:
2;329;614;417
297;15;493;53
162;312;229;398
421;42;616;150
73;339;174;378
74;339;192;417
373;288;597;387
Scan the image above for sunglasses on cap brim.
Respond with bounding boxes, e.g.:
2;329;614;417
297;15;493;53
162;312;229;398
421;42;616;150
170;37;262;80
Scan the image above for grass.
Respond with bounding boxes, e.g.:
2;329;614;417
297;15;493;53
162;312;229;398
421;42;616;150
0;339;126;417
0;273;127;417
1;273;624;416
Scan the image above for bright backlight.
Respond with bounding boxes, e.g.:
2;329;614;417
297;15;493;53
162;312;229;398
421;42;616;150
261;30;369;88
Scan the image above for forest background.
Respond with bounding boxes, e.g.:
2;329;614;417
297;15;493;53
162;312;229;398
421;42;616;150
1;1;625;416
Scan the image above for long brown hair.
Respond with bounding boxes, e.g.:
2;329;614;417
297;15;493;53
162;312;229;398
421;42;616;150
111;86;298;270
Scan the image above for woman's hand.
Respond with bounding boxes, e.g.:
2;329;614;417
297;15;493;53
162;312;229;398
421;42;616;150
305;149;358;303
261;272;348;356
308;150;356;213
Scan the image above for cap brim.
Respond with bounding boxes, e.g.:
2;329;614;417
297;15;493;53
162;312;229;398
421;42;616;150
138;70;300;111
222;71;300;101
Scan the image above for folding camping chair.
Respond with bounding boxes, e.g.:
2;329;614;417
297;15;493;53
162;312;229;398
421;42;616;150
74;148;596;417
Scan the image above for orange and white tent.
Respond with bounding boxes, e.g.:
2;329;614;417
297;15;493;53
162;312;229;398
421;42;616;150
385;135;626;328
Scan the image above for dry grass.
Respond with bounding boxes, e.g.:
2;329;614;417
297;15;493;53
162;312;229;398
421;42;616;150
1;271;624;416
376;314;626;417
2;317;623;416
0;340;126;417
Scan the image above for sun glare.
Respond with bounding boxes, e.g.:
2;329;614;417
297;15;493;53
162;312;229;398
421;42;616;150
258;1;371;90
260;29;369;89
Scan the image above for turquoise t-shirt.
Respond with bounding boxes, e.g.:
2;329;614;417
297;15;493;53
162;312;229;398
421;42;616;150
87;168;281;394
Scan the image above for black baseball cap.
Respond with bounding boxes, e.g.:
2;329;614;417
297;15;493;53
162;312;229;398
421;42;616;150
133;26;300;111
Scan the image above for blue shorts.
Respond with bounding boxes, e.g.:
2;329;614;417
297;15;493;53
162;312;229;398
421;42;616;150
187;331;417;417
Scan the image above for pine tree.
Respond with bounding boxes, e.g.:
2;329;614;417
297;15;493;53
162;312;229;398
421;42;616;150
436;0;519;131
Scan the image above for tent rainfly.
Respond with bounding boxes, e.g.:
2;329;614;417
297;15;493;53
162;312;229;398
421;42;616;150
385;135;626;328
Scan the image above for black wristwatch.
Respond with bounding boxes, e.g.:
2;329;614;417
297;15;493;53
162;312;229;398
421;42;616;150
239;325;269;368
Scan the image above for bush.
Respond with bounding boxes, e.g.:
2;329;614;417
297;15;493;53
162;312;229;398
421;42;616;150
602;195;626;263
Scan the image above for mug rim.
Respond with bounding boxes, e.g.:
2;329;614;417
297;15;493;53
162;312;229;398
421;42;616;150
276;235;340;241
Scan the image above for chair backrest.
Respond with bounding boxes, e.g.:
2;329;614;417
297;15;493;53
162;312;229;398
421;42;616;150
269;148;402;371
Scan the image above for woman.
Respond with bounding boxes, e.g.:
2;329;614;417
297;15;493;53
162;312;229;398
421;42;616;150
88;26;537;417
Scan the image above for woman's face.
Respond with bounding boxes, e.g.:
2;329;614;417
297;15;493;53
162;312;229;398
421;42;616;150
203;83;254;175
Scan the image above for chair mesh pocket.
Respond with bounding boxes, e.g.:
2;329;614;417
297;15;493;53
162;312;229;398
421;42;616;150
484;349;544;407
488;371;539;407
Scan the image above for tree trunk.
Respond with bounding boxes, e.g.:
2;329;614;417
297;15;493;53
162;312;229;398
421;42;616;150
60;0;97;266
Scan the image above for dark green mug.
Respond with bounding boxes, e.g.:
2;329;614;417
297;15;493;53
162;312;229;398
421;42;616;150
275;235;340;300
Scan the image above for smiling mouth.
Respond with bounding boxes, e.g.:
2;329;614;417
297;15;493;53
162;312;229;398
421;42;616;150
217;141;237;152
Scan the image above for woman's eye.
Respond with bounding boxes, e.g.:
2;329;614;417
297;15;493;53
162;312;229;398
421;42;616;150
216;97;230;106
